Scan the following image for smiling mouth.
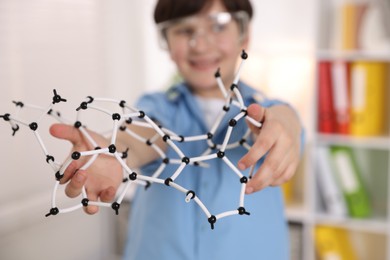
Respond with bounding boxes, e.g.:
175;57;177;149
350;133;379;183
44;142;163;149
190;59;219;71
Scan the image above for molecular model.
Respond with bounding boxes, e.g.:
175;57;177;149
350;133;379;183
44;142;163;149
1;50;262;229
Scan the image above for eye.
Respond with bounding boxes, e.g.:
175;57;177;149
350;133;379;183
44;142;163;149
172;26;195;37
211;22;228;33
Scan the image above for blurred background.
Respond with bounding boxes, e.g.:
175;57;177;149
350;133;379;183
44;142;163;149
0;0;388;259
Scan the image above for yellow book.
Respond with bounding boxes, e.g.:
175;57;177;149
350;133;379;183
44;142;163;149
282;181;293;205
315;226;357;260
350;62;387;136
341;3;357;50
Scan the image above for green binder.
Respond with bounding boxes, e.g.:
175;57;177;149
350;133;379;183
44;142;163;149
330;146;371;218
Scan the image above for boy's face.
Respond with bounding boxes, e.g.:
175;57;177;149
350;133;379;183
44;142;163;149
164;0;249;98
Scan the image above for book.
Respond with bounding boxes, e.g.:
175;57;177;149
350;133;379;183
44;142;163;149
288;222;303;260
316;146;348;217
315;225;357;260
330;146;371;218
331;61;351;134
282;180;293;205
339;1;368;50
341;2;358;50
350;61;387;136
318;61;336;133
329;1;368;50
358;2;390;51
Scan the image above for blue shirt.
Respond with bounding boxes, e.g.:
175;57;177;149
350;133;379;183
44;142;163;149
123;81;302;260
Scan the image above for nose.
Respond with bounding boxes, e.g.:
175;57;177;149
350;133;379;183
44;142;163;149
188;31;212;50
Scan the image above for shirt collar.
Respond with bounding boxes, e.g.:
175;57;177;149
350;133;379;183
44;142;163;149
166;81;259;104
165;81;261;134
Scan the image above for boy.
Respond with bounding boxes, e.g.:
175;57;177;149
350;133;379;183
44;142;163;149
50;0;303;259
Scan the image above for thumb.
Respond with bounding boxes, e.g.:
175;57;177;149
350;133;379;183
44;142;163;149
246;104;266;134
50;123;83;145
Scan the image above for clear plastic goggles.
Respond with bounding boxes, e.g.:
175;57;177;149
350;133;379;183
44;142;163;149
157;11;249;49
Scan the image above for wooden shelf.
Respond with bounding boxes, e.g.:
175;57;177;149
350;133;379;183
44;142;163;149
295;1;390;259
315;213;389;235
317;49;390;62
316;134;390;151
285;203;310;223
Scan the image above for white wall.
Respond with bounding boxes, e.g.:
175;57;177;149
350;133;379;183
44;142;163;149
0;0;316;259
247;0;316;132
0;1;117;259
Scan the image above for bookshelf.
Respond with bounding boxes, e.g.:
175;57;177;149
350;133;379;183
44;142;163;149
284;0;390;259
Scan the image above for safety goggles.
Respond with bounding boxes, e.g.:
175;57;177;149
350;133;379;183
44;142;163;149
157;11;249;49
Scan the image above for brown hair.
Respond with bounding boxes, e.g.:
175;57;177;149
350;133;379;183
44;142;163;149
154;0;253;24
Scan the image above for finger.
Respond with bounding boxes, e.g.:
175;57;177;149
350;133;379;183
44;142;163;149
100;186;116;203
270;157;298;187
245;165;273;194
245;137;287;193
257;129;300;189
50;123;84;145
238;121;278;170
84;192;99;215
65;169;87;198
246;103;266;134
269;139;300;186
60;161;78;184
269;147;295;181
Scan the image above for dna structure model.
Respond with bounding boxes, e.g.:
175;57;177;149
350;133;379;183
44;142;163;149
1;50;262;229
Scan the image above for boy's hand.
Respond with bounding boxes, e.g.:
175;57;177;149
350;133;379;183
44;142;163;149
238;103;301;194
50;123;123;214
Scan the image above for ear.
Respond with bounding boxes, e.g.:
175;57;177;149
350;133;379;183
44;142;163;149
240;24;251;50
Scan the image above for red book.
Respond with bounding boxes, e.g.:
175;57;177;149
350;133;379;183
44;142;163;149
331;61;351;135
318;61;336;133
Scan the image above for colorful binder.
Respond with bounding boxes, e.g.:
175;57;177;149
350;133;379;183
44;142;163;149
341;2;358;50
331;61;351;134
318;61;336;133
315;225;357;260
330;146;371;218
316;146;348;217
350;62;387;136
